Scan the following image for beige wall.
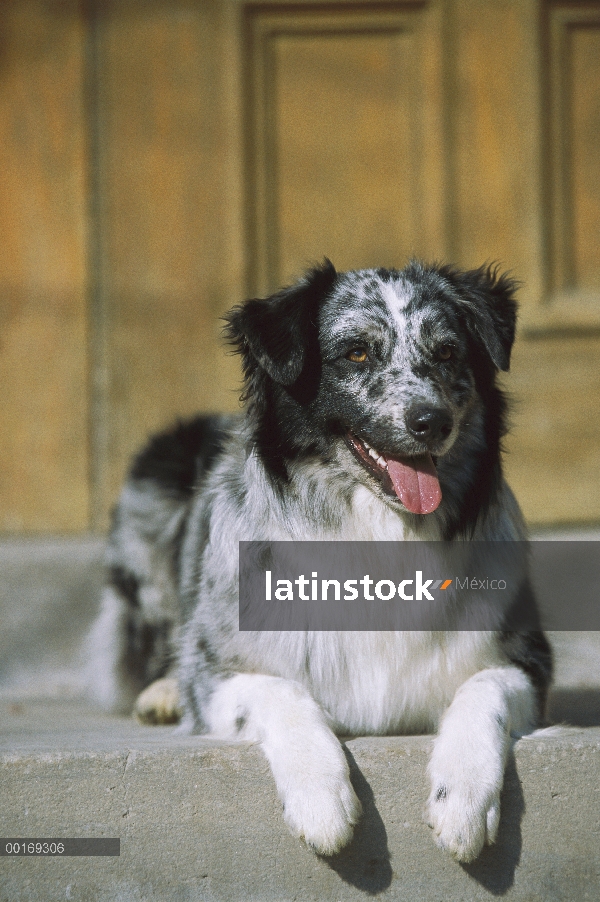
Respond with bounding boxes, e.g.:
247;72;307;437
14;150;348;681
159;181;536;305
1;0;599;533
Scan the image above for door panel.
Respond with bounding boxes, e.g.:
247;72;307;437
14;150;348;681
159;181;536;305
244;2;445;293
547;3;600;303
89;1;243;526
0;0;89;532
502;1;600;524
569;25;600;291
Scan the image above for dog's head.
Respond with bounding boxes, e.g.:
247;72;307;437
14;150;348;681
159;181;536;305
225;260;517;523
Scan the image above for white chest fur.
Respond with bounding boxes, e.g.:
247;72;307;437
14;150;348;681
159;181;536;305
248;629;503;736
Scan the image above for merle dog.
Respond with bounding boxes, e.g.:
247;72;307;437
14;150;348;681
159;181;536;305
86;260;551;862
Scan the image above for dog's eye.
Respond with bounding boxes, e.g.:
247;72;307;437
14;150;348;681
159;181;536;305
346;348;368;363
437;345;453;361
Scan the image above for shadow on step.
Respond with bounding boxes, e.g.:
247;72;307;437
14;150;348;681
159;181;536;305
322;746;392;894
462;753;524;896
325;749;525;897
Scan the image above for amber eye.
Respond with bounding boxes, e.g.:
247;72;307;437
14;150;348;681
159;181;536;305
346;348;368;363
437;345;453;361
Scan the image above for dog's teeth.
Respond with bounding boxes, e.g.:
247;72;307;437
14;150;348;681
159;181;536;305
368;448;378;460
377;455;387;467
363;440;371;450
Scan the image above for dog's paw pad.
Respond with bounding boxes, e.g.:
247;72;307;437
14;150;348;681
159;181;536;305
134;677;181;725
283;778;362;856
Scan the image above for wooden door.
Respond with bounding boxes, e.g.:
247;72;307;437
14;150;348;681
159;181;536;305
1;0;599;532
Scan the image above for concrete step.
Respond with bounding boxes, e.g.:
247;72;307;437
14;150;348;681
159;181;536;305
0;537;104;697
2;698;600;901
2;536;600;899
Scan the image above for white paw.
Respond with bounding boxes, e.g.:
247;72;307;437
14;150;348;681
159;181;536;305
281;771;362;856
426;780;501;863
134;677;181;725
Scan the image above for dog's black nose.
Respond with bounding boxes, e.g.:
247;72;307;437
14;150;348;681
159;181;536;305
405;406;453;444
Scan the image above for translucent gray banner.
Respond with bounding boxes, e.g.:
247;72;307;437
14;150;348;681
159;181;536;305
238;541;599;631
1;838;120;856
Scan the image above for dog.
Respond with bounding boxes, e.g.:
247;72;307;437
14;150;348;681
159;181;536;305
86;260;552;863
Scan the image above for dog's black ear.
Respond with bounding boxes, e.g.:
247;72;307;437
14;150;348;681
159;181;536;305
442;264;518;371
224;260;337;385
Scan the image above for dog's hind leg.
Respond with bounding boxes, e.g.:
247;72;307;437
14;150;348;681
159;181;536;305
82;583;145;714
426;664;536;862
84;563;178;717
199;672;362;856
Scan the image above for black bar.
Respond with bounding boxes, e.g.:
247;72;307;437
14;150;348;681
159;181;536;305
1;839;120;856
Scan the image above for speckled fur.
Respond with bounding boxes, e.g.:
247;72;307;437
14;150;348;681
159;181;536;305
85;261;552;861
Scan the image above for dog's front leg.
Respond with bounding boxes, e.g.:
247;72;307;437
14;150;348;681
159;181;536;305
427;664;535;863
204;673;362;855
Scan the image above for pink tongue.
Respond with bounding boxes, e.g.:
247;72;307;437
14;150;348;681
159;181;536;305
386;453;442;514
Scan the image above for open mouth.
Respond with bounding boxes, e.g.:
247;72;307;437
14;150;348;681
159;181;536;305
346;432;442;515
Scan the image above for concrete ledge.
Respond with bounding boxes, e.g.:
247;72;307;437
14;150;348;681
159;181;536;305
0;538;104;695
2;699;600;901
